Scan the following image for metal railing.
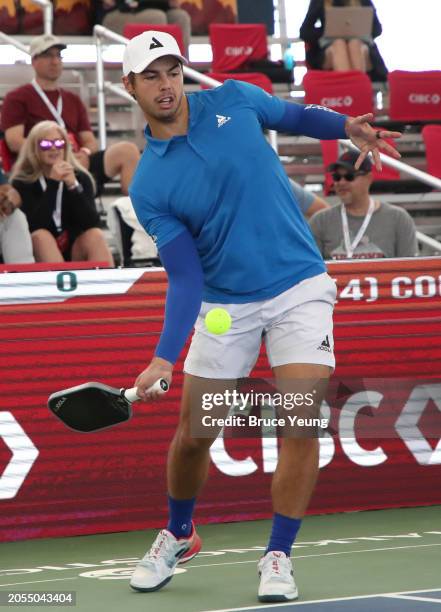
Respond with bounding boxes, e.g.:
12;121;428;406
30;0;53;35
0;31;28;53
93;24;278;152
1;24;441;253
341;140;441;191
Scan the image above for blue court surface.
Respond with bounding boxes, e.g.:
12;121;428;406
205;589;441;612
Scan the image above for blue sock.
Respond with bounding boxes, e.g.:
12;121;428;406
167;495;195;538
266;513;302;557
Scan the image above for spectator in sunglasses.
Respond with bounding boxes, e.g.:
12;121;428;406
309;151;417;259
1;34;140;196
10;121;114;265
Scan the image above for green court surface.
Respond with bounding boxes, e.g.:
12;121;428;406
0;506;440;612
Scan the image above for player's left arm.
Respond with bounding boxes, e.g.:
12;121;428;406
273;105;402;171
234;81;402;171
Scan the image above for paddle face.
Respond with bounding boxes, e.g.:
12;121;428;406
48;382;132;433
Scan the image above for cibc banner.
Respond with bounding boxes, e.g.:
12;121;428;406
0;257;440;542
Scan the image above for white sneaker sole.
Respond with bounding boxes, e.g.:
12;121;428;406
258;588;299;603
130;574;173;593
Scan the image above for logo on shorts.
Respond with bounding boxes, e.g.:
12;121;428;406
317;335;332;353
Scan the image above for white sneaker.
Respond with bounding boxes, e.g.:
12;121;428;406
130;524;202;592
257;551;298;602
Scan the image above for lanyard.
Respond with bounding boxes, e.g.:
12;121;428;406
341;198;375;259
39;176;64;233
31;79;65;128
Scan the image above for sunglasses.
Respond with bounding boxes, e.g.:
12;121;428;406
38;138;66;151
332;171;367;183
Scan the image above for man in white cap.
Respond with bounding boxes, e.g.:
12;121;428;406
1;34;140;195
122;30;402;602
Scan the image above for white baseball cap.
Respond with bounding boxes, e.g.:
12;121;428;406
30;34;66;58
123;30;188;76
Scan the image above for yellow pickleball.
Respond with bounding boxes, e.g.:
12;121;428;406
205;308;232;335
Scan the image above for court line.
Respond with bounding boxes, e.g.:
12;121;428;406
1;544;440;590
200;587;441;612
383;594;441;604
188;542;441;570
0;577;78;588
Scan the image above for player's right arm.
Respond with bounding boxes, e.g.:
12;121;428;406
132;223;204;400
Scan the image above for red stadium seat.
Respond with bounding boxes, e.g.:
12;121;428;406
388;70;441;122
303;70;374;117
209;23;268;72
203;72;273;94
123;23;185;55
422;125;441;179
0;139;14;173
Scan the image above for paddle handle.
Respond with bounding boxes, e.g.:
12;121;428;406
123;378;169;403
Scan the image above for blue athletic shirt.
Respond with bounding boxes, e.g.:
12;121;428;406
130;80;346;304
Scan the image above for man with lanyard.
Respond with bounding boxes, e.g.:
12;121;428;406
310;151;418;259
121;31;402;602
1;34;140;195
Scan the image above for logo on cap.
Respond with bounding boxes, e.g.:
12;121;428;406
149;37;164;50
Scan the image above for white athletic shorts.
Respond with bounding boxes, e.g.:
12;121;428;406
184;272;337;379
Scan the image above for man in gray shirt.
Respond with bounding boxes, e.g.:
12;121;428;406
309;151;418;260
290;178;330;218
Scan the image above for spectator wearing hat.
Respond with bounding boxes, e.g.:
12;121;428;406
1;34;140;196
309;151;418;259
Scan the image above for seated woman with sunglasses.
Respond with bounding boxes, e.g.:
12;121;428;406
10;121;114;265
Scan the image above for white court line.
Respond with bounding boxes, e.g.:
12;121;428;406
200;587;441;612
188;542;441;570
0;577;78;588
383;594;441;604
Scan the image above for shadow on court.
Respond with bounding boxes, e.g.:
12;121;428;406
0;506;440;612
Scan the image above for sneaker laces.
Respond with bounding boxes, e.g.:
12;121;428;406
140;530;175;568
260;553;293;584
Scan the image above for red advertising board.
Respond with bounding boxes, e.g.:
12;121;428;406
1;258;441;542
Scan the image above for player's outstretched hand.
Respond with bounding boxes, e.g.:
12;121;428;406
135;356;173;401
345;113;402;171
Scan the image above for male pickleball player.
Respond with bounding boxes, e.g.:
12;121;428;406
122;31;401;601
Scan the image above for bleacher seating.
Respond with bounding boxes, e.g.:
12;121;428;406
123;23;184;54
422;125;441;179
203;72;273;94
1;32;441;263
388;70;441;123
303;70;374;117
209;23;291;84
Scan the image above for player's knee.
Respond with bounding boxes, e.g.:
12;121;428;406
175;427;211;456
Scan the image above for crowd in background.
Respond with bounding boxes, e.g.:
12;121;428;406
0;1;425;267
